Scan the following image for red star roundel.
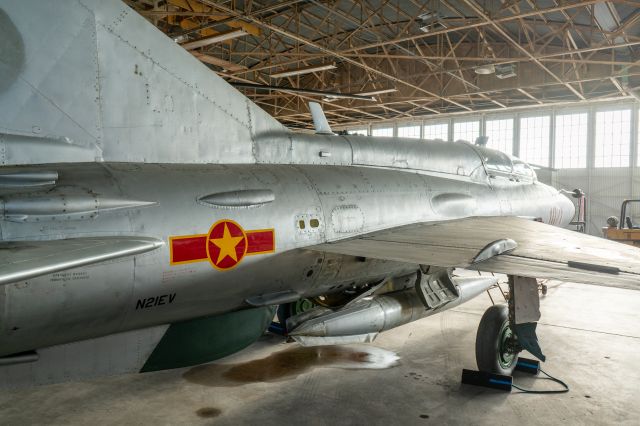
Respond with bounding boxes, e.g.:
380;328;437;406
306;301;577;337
169;220;275;270
206;220;248;270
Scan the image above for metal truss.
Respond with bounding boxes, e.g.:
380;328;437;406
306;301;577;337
128;0;640;130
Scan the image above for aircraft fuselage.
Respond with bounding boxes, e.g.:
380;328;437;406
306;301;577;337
0;160;574;357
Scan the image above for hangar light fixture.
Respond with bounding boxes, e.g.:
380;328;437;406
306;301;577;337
181;29;248;50
271;63;336;79
495;64;517;79
418;12;447;33
192;52;247;73
474;64;495;75
231;83;374;101
357;88;398;96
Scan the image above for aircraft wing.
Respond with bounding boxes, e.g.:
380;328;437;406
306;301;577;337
312;216;640;290
0;237;163;285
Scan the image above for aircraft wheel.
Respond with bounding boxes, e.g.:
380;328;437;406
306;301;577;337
475;304;518;375
276;298;316;329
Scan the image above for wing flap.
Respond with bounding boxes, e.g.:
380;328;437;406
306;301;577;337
312;216;640;290
0;236;164;285
316;238;478;268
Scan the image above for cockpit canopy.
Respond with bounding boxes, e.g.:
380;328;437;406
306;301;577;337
283;133;537;183
472;145;537;181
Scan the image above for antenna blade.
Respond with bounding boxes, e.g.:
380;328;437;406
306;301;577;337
309;102;333;135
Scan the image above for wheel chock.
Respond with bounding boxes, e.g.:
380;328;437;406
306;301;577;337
515;357;540;375
462;359;567;394
461;369;512;392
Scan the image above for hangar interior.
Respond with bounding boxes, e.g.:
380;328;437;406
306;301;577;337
129;0;640;235
1;0;640;424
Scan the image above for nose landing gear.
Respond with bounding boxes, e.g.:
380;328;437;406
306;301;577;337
462;275;569;393
474;274;546;374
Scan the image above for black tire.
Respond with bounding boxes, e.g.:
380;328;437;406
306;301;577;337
475;304;518;375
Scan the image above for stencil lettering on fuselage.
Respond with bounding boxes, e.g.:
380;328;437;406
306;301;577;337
136;293;177;310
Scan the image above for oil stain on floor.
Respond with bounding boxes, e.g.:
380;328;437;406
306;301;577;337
183;344;399;387
196;407;222;418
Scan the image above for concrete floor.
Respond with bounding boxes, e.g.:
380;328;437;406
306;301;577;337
1;278;639;425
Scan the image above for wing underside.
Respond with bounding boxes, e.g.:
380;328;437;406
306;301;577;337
312;216;640;290
0;236;164;285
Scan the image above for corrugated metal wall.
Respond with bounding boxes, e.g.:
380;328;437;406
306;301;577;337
556;168;639;236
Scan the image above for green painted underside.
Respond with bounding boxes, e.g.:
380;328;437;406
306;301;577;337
141;306;275;373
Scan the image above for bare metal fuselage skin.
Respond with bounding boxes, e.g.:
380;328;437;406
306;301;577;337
0;134;574;357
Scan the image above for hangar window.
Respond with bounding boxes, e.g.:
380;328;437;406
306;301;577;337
398;125;420;138
372;127;393;137
555;112;588;168
519;115;550;167
423;123;448;141
485;118;513;155
595;109;631;167
348;128;368;136
453;120;480;143
595;109;631;168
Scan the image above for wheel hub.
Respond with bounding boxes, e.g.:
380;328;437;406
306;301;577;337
292;298;315;315
497;321;516;369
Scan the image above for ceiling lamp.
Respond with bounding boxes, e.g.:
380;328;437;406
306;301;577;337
192;52;247;73
357;88;398;96
474;64;495;75
495;64;517;79
231;82;374;101
418;12;446;33
181;29;248;50
271;63;336;79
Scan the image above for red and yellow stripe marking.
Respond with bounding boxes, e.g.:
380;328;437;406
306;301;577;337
170;220;275;270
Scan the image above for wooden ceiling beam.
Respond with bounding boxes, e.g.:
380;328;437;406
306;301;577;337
339;0;619;53
461;0;586;100
200;1;473;111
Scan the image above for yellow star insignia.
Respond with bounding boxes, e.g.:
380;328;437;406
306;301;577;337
210;223;244;264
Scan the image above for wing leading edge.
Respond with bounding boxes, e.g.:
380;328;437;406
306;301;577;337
311;216;640;290
0;236;164;285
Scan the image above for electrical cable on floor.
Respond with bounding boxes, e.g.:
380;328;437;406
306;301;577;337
511;368;569;394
